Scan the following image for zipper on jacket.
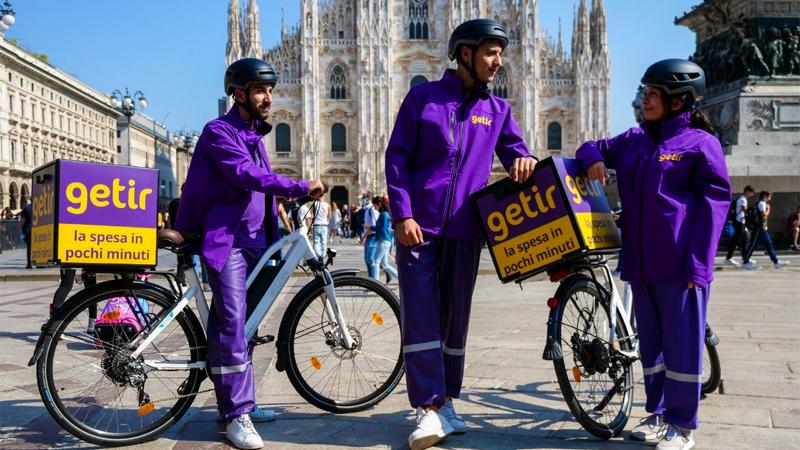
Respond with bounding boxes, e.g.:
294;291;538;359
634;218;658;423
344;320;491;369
630;154;642;192
449;111;456;145
440;102;469;235
636;143;659;281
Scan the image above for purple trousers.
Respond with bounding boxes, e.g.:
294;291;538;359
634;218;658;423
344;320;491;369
205;247;263;420
396;237;482;408
631;282;709;429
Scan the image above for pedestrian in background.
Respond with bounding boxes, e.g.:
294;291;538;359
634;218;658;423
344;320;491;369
360;198;379;278
329;202;341;242
311;194;331;258
787;206;800;251
19;202;32;269
742;191;788;269
371;196;398;283
724;185;755;266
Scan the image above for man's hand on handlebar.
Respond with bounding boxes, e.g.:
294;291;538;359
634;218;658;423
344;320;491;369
308;180;327;198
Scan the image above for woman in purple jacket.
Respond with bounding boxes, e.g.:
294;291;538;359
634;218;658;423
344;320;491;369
577;59;731;450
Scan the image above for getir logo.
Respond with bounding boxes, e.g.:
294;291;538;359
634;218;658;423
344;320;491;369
32;184;54;226
65;178;154;215
471;115;492;127
659;153;684;162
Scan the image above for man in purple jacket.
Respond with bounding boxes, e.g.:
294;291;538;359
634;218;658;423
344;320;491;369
175;58;323;450
385;19;536;450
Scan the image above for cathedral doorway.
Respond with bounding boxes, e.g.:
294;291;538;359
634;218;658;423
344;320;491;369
330;185;349;210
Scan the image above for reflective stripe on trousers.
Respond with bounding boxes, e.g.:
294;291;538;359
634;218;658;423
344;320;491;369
205;247;263;420
396;236;481;409
631;282;708;430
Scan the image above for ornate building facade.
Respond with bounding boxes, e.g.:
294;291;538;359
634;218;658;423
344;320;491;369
676;0;800;235
0;37;119;211
226;0;610;207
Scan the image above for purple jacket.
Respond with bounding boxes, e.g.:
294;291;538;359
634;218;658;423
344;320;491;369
175;108;309;272
576;112;731;285
385;69;533;241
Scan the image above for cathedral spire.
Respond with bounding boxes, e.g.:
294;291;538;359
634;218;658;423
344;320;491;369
226;0;243;66
557;18;563;57
242;0;263;59
281;7;287;39
591;0;608;57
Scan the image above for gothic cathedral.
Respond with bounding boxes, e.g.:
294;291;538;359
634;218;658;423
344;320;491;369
225;0;610;208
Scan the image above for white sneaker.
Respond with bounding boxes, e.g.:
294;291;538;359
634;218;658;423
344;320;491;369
441;398;467;434
408;407;454;450
656;423;694;450
226;414;263;449
249;406;276;422
742;261;757;270
630;414;665;441
774;260;789;269
724;258;740;266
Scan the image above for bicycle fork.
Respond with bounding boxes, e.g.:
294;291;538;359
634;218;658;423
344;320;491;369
318;270;357;350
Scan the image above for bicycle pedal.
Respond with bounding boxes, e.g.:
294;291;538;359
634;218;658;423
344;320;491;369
249;334;275;346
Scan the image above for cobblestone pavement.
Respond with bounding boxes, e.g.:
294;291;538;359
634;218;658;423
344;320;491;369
1;241;798;449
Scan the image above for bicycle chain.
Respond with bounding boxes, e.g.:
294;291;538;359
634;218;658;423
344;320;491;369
147;386;215;404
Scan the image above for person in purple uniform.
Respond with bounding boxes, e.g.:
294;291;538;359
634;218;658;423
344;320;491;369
576;59;731;450
385;19;536;450
175;58;323;450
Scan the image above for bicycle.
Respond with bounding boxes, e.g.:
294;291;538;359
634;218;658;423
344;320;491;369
539;255;722;439
28;198;405;447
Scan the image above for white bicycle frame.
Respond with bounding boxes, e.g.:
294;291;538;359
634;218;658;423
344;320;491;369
593;260;638;359
130;228;356;372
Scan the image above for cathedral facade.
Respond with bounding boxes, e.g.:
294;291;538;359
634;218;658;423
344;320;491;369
226;0;610;208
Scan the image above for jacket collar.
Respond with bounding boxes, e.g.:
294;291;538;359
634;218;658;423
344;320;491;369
441;69;492;103
642;111;692;141
224;107;273;143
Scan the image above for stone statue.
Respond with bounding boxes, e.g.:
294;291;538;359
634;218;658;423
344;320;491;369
764;27;784;75
783;26;799;75
741;33;770;77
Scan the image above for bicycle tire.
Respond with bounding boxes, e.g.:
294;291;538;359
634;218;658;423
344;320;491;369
701;341;721;394
279;275;404;413
552;275;634;439
36;280;206;447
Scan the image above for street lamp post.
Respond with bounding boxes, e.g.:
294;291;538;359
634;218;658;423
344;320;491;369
109;88;147;166
0;1;16;35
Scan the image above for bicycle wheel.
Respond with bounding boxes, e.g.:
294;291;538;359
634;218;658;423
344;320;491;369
701;341;721;395
552;276;634;439
280;275;404;413
36;280;206;447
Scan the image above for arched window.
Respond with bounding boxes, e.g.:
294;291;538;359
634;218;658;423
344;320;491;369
410;75;428;88
492;67;509;98
9;182;18;210
547;122;562;150
408;0;429;39
276;123;291;153
329;65;347;99
331;123;346;153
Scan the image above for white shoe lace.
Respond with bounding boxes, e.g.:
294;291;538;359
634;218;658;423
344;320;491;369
235;414;258;438
659;423;689;442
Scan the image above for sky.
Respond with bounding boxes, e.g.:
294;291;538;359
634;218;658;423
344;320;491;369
6;0;701;137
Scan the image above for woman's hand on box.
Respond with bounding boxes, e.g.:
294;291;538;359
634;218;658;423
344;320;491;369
509;157;536;183
396;218;423;247
587;161;607;187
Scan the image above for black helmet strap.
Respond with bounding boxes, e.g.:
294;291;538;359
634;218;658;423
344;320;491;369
459;45;491;100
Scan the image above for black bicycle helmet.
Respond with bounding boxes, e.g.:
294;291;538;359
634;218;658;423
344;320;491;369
224;58;278;95
641;59;706;102
448;19;509;62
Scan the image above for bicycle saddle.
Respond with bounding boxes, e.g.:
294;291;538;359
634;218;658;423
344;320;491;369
157;229;200;252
